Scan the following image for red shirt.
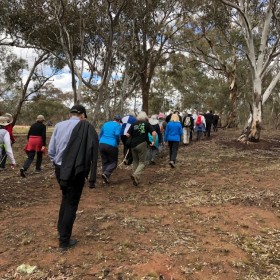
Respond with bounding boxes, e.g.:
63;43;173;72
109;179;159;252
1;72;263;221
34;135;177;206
5;124;15;143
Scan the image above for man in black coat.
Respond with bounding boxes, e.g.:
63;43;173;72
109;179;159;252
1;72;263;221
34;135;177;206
48;105;99;250
204;110;214;138
213;113;219;132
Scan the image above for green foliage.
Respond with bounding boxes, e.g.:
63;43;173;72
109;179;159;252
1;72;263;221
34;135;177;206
18;98;69;125
1;0;280;132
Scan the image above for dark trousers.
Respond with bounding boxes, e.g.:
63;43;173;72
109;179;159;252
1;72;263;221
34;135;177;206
168;141;180;163
206;123;212;138
99;143;118;177
55;165;85;245
121;135;133;164
23;151;43;171
197;131;203;141
213;122;218;132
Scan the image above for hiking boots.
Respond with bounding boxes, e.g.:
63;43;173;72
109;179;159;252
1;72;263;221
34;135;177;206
130;174;139;186
20;168;27;178
102;173;110;184
169;161;175;168
59;239;77;251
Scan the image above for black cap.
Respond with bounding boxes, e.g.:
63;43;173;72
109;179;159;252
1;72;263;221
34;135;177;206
114;115;122;122
70;104;88;118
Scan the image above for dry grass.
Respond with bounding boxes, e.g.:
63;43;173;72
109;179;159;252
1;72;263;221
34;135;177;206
13;125;54;135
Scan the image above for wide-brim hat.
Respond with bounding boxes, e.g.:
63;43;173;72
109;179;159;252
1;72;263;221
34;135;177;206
36;115;45;121
0;116;11;126
149;115;159;125
3;113;13;123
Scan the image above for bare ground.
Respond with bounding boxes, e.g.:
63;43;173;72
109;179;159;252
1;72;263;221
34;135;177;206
0;129;280;280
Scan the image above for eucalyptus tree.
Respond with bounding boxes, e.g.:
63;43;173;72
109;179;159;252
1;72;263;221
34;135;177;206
2;51;60;124
182;1;244;128
121;0;191;114
1;0;129;121
167;53;229;115
218;0;280;142
0;44;60;124
20;83;70;124
80;0;129;120
0;47;17;98
149;68;175;114
0;0;83;101
0;1;67;124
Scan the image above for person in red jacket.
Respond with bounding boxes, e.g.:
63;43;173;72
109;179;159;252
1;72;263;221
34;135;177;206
0;113;16;170
20;115;46;177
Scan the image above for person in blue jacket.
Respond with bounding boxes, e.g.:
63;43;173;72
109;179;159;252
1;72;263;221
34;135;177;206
99;115;122;184
164;113;183;168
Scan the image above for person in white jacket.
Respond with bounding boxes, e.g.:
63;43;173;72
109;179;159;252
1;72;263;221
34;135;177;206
0;116;16;169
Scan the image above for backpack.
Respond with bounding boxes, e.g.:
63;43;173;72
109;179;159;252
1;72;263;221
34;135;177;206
184;116;191;127
0;129;7;146
195;115;202;125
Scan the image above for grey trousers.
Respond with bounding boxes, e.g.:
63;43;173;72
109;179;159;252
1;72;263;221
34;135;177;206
131;141;147;180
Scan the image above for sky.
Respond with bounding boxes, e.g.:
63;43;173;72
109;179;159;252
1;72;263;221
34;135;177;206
12;47;73;93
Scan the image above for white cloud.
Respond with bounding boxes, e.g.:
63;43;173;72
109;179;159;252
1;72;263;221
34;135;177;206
52;72;73;92
11;46;73;93
12;47;38;68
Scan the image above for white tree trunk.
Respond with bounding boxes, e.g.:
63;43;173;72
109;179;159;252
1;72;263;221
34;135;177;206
249;100;262;141
239;77;262;142
220;0;280;142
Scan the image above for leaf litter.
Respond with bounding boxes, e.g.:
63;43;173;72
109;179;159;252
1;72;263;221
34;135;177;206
0;129;280;279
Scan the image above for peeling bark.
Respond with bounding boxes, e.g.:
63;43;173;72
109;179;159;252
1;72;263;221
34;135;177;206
238;93;262;142
225;76;238;128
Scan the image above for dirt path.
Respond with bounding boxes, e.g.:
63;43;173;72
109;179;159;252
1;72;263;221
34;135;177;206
0;129;280;279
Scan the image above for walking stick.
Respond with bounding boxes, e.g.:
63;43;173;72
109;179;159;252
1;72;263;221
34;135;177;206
117;149;130;169
0;155;6;165
0;147;7;166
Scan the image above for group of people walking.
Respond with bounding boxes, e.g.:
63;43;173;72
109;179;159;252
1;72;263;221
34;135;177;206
1;107;219;187
0;105;219;251
98;110;186;186
181;110;219;142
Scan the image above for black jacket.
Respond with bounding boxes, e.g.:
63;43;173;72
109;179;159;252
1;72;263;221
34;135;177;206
204;112;214;124
59;120;99;187
28;122;47;146
165;113;183;124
